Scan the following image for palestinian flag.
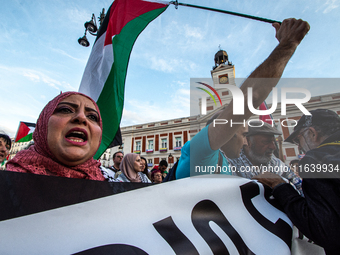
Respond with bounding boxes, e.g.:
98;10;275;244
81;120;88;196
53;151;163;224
259;101;274;125
14;122;36;143
79;0;169;159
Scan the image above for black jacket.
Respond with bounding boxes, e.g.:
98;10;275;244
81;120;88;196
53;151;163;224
273;130;340;255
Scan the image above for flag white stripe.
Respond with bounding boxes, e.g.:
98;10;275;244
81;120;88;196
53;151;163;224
79;32;114;101
28;127;35;135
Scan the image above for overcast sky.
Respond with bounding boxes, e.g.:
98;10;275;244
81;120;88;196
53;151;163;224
1;0;339;137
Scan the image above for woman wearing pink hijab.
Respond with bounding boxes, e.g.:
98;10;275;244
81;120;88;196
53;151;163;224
116;153;150;183
6;92;105;181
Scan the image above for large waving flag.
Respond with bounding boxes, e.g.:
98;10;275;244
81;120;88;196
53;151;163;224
14;121;36;143
79;0;169;159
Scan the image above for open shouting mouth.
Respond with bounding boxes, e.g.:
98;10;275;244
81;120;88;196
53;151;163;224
65;128;88;145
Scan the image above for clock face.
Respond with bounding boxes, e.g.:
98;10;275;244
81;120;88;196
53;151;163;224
219;76;228;84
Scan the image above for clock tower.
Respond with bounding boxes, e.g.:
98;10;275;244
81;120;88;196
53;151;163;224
197;49;238;115
211;49;236;86
203;49;237;110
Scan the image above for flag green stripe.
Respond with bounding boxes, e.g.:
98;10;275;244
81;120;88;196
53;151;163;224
17;133;33;143
94;6;167;159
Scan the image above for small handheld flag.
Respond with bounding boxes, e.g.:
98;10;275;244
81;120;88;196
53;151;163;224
14;122;36;143
259;101;275;125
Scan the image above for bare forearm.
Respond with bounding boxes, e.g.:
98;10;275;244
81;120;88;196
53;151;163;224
209;43;299;150
241;41;299;111
245;18;310;107
209;19;309;150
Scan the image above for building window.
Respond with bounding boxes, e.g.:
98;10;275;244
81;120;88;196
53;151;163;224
148;159;152;164
148;140;154;150
175;137;182;147
161;138;167;148
136;141;141;151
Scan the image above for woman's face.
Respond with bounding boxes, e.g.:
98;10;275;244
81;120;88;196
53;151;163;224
133;156;142;172
153;172;163;183
0;138;10;163
47;94;102;166
140;158;147;171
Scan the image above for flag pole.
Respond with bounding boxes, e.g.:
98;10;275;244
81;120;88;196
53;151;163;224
170;1;281;24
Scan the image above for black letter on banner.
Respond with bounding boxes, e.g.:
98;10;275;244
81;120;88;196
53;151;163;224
191;200;255;255
153;216;199;255
73;244;148;255
240;182;292;248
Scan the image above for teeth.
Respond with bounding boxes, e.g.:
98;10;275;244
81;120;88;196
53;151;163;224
69;138;84;143
66;130;86;141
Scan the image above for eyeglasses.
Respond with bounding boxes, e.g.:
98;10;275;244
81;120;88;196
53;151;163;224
292;128;309;146
115;156;123;159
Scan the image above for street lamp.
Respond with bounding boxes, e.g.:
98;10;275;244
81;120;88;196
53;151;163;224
85;14;98;35
78;32;90;47
78;9;106;47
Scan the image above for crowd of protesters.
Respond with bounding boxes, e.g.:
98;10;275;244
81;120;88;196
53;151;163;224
1;17;340;254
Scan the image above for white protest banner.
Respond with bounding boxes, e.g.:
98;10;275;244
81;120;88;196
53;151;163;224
0;175;292;254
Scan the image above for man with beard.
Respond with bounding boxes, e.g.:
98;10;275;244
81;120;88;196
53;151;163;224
228;121;302;193
254;109;340;254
